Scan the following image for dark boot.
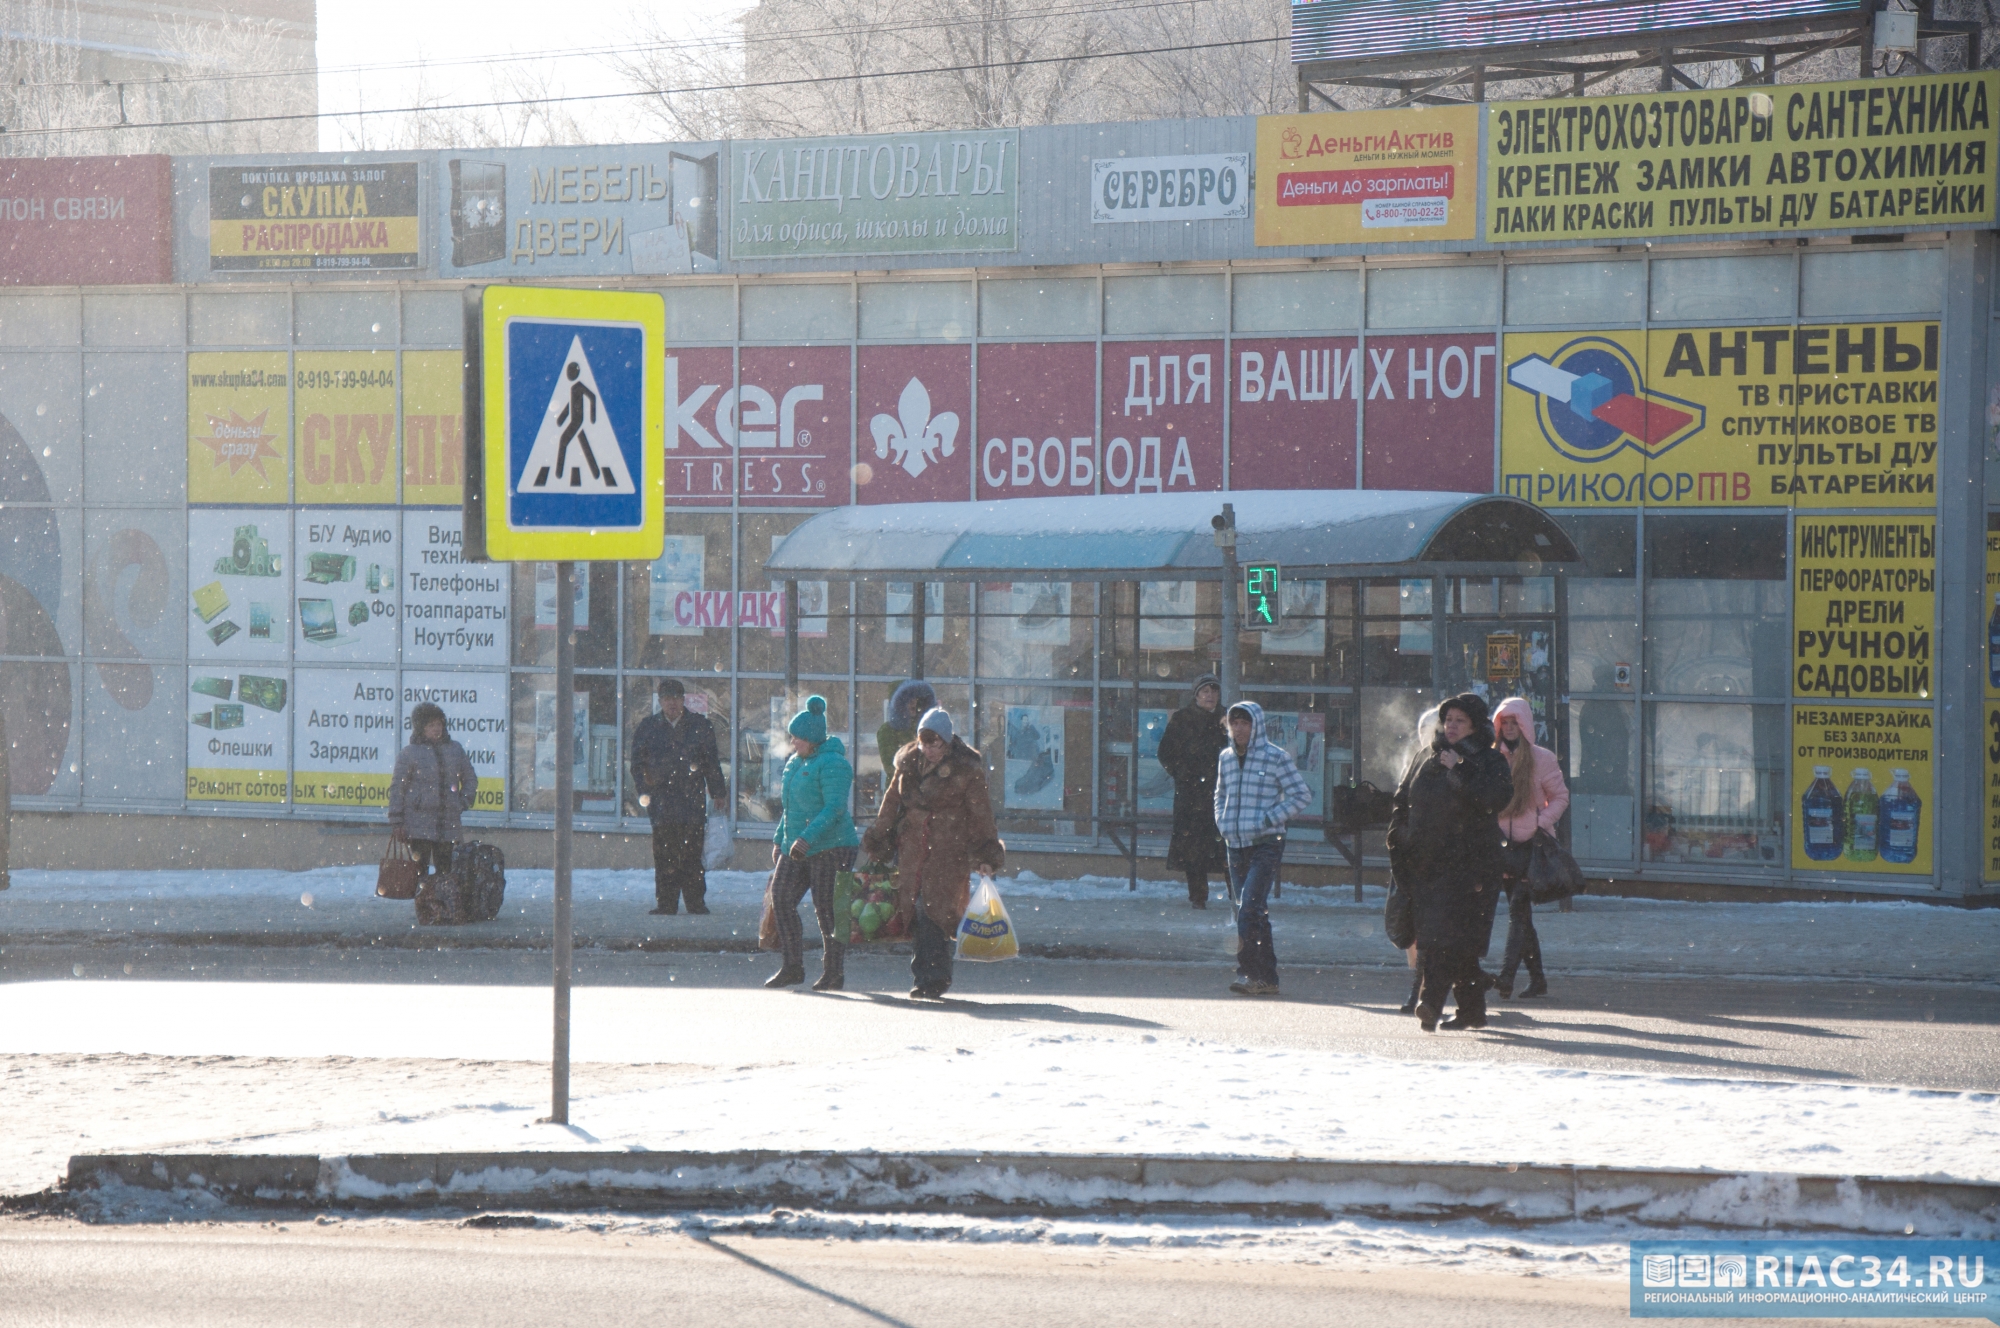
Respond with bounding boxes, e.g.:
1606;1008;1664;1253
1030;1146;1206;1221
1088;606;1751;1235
1415;1001;1440;1032
764;965;806;988
1494;965;1518;1000
1400;971;1421;1014
1443;984;1488;1029
1520;966;1549;999
1187;872;1209;910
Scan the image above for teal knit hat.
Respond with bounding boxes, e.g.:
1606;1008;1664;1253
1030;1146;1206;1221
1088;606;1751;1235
788;694;829;744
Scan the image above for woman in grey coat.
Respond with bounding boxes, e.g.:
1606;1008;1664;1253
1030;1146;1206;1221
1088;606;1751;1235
387;702;480;876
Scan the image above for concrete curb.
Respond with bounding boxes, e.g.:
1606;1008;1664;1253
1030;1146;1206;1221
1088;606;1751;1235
64;1151;2000;1234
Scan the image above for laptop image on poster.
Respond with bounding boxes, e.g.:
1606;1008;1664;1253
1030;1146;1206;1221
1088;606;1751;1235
299;597;342;645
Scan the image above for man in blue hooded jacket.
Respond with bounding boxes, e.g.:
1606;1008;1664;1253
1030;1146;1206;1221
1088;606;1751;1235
1213;700;1313;997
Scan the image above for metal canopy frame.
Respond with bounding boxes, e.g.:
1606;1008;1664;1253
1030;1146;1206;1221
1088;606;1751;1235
1295;3;1983;111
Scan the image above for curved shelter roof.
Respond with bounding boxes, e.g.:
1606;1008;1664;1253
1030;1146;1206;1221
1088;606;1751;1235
764;490;1577;581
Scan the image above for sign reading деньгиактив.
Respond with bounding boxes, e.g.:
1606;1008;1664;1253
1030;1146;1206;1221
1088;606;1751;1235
1485;71;1999;243
729;130;1017;259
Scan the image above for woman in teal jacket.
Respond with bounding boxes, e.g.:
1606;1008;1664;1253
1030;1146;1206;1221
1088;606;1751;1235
766;695;862;991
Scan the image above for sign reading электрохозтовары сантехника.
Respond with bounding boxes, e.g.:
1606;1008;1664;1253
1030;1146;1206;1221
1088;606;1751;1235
1630;1240;1997;1320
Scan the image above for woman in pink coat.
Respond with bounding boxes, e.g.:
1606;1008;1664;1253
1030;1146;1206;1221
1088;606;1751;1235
1492;696;1569;999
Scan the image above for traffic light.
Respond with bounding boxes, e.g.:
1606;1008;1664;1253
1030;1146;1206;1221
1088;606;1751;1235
1245;563;1281;628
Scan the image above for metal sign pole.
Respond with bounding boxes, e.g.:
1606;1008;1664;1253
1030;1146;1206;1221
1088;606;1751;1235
1215;504;1240;701
552;559;575;1124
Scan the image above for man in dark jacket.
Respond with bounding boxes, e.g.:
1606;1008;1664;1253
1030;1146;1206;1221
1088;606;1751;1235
629;679;727;914
1155;673;1226;908
1387;692;1513;1032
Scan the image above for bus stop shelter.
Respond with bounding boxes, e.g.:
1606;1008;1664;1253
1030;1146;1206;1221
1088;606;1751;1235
766;490;1580;892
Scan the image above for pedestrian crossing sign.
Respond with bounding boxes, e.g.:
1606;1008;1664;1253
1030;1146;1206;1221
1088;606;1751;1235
467;285;665;562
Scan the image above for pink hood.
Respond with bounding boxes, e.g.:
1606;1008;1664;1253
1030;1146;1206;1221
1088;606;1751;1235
1493;696;1536;743
1492;696;1570;841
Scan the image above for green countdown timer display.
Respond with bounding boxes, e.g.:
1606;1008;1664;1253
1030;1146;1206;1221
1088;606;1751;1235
1245;563;1282;628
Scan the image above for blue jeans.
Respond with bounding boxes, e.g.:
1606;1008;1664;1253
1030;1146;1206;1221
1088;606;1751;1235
1226;839;1284;986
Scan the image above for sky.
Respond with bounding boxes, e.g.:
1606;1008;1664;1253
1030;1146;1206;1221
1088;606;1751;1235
314;0;707;150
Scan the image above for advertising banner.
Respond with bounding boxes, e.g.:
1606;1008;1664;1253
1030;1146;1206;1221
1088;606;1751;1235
730;130;1018;259
0;155;172;285
188;353;289;505
1229;337;1359;490
1091;154;1248;224
401;671;508;814
292;667;398;808
976;342;1096;501
1485;71;1999;243
401;350;464;505
1792;518;1934;703
736;346;851;506
1988;700;2000;882
1500;323;1938;508
295;352;397;505
1791;705;1932;874
438;146;721;277
294;509;399;664
1003;704;1065;811
664;347;737;506
857;344;970;505
1100;341;1224;496
186;663;290;805
1362;334;1500;492
647;534;706;637
208;161;421;271
187;508;290;665
401;510;507;667
1254;108;1479;247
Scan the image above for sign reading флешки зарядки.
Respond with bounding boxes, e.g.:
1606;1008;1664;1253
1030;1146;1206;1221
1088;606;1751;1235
208;163;421;271
1485;70;1999;243
729;130;1017;259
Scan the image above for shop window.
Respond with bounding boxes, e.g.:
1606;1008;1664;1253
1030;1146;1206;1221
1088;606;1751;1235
740;514;851;676
0;295;79;347
1238;689;1345;822
854;679;970;815
1357;686;1434;788
663;285;735;344
1554;514;1637;695
401;291;464;347
189;292;288;346
1568;696;1636;862
511;562;620;670
1366;265;1498;329
741;283;852;341
1232;269;1360;334
1800;248;1942;319
856;579;970;678
295;291;396;346
859;282;973;340
1104;274;1226;335
973;683;1094;833
82;295;184;347
84;353;183;506
1504;261;1642;326
0;351;81;504
1645;515;1787;697
1099;685;1190;822
621;675;732;820
622;513;733;674
1242;579;1354;687
1644;701;1785;867
1649;255;1795;323
976;582;1095;681
979;277;1096;338
736;680;853;824
511;671;620;815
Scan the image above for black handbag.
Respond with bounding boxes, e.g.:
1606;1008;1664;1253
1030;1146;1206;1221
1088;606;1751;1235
1527;830;1585;904
1383;872;1416;950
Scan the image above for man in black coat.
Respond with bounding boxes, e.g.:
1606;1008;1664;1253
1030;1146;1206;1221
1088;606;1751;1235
1155;673;1227;908
629;679;728;914
1387;692;1513;1031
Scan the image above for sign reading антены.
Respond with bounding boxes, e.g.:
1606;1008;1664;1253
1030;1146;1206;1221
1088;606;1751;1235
1484;71;1999;243
730;130;1017;259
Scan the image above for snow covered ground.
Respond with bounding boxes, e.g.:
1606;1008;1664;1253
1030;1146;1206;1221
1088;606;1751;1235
5;865;1999;983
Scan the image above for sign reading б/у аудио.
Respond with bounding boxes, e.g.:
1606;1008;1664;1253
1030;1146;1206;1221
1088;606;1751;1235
730;130;1018;259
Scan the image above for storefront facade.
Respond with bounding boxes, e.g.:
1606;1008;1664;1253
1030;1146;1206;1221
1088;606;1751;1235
2;74;1994;896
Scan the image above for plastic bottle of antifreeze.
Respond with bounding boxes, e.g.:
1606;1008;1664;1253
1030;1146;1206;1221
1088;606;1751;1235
1843;768;1879;863
1800;765;1844;862
1878;768;1921;865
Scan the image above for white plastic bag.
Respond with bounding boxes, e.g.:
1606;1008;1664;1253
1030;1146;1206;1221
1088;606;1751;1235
702;812;733;870
955;873;1019;962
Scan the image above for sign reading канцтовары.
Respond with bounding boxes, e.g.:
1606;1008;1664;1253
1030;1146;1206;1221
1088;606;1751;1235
730;130;1018;259
209;162;421;270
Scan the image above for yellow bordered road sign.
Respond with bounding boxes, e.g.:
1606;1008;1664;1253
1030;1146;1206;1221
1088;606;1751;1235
465;285;665;562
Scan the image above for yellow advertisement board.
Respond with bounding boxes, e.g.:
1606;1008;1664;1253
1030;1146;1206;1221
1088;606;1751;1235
207;161;422;271
294;352;398;505
402;350;465;506
1486;71;1998;243
188;353;289;504
1987;702;2000;881
1500;322;1938;508
1792;517;1933;702
1254;107;1479;247
291;772;390;808
1791;705;1932;875
1986;527;2000;701
187;767;289;804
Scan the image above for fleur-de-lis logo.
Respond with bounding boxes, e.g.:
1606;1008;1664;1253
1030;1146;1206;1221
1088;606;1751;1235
869;377;959;479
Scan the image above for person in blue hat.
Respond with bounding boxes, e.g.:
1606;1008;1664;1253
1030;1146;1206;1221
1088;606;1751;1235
766;695;861;991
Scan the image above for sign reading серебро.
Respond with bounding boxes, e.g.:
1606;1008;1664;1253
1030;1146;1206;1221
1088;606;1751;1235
730;130;1018;259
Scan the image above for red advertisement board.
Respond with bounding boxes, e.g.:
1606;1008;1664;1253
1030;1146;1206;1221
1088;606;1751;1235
1360;333;1499;492
664;347;737;506
1099;340;1224;496
738;347;852;507
0;155;172;286
975;342;1098;501
1228;337;1360;490
857;344;971;505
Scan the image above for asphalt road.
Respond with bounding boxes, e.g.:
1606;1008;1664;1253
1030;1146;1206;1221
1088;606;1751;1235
0;1219;1915;1328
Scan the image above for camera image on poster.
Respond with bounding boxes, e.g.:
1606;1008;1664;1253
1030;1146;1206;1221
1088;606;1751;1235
294;510;399;663
1003;704;1066;811
187;509;291;663
186;665;290;805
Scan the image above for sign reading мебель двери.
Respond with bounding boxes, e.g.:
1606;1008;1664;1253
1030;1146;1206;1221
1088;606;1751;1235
1485;70;1999;243
208;162;422;270
730;130;1017;259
